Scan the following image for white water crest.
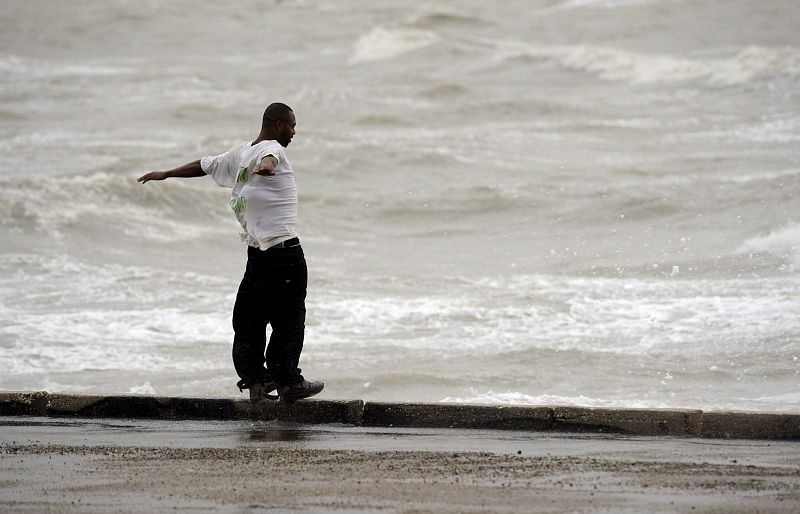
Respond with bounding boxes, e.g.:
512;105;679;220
738;223;800;268
349;27;439;64
491;43;800;85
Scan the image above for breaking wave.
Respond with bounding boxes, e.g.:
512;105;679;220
493;43;800;85
738;223;800;268
0;171;232;242
349;27;439;64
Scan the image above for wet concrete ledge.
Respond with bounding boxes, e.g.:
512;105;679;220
1;391;798;440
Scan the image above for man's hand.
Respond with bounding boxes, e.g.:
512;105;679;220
252;155;278;176
137;171;168;184
137;160;204;183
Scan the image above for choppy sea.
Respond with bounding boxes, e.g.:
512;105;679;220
1;0;798;411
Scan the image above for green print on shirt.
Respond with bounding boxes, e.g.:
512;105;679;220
237;166;249;184
231;197;247;216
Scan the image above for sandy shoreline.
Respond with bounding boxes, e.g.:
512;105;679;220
2;418;799;513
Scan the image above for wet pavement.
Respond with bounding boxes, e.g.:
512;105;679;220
2;416;798;465
2;416;799;513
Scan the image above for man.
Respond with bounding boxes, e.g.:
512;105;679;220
138;103;323;402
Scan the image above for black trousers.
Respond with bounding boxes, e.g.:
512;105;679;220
231;243;307;386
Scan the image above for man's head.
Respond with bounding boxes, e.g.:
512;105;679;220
261;103;296;147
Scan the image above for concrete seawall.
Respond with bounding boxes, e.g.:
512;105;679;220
1;391;798;440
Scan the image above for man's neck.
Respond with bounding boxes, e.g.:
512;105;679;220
252;132;278;145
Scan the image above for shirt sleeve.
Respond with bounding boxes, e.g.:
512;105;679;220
201;143;242;188
254;141;284;167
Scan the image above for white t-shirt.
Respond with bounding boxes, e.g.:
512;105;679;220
200;140;298;250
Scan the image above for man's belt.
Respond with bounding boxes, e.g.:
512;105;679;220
269;237;300;249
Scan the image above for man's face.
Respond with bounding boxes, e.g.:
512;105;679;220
276;112;296;147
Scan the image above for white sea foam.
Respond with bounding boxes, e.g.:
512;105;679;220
0;171;232;241
0;54;134;78
0;254;233;376
556;0;668;9
723;168;800;184
439;389;800;412
309;274;800;358
349;27;439;64
737;223;800;268
0;129;182;152
723;115;800;144
493;43;800;85
128;382;157;395
440;389;673;409
1;307;231;375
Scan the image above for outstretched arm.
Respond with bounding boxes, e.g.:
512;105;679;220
137;160;205;184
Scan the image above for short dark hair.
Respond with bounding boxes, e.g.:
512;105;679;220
262;103;293;127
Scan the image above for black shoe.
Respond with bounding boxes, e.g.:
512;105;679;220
278;380;324;402
237;377;279;402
